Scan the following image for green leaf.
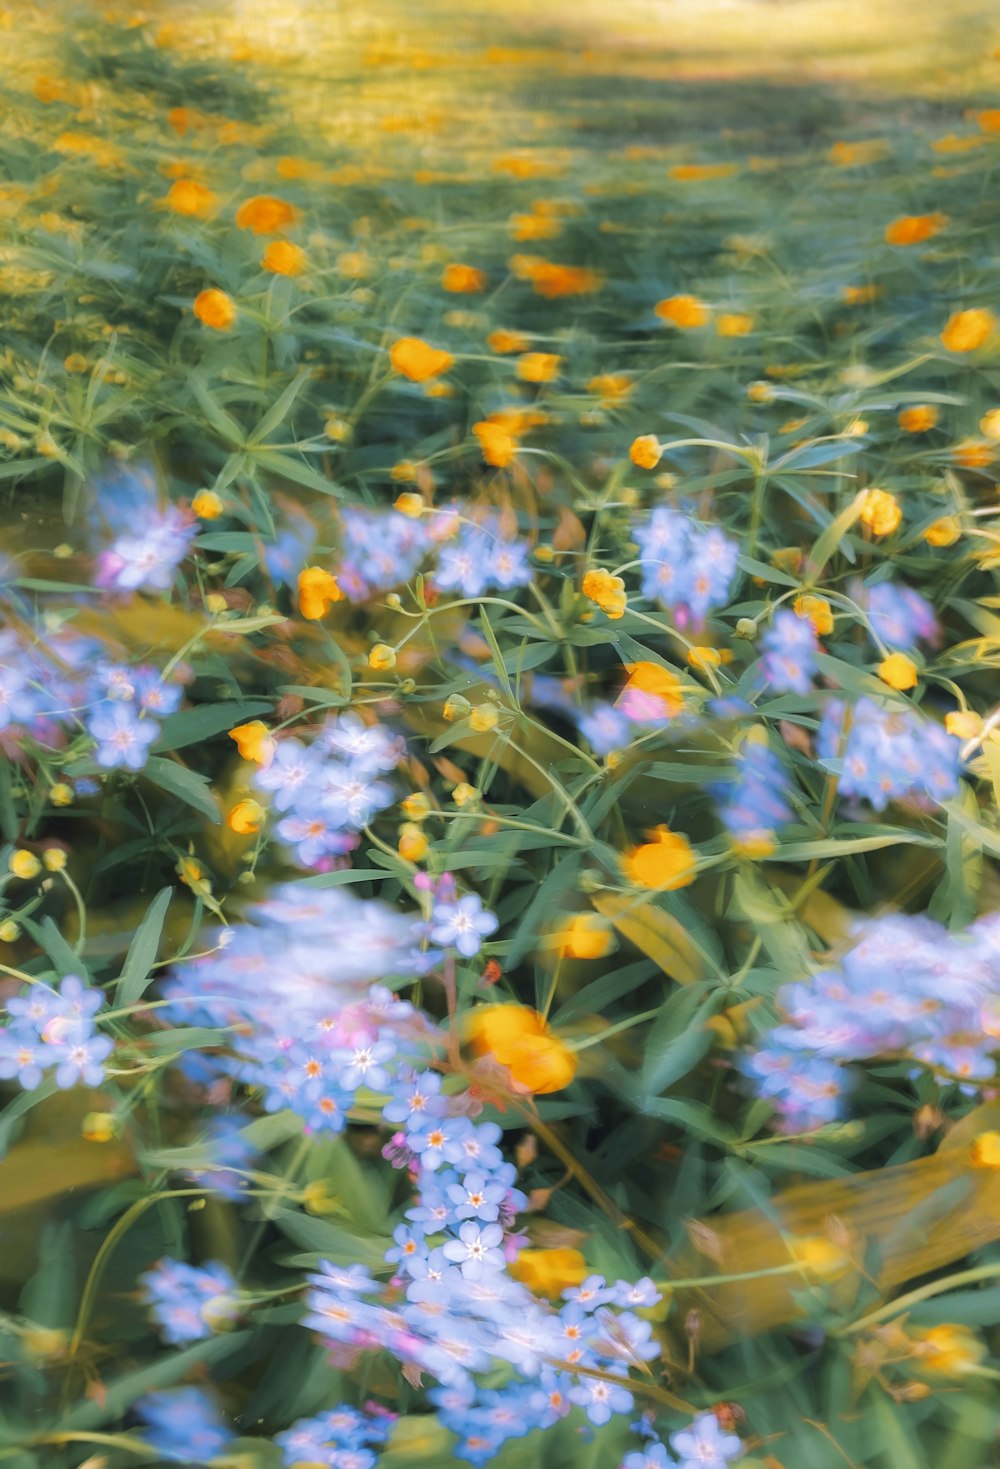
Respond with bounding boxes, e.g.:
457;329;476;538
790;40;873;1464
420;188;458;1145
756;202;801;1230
142;757;221;823
114;886;173;1006
805;489;865;578
248;370;311;444
153;699;273;751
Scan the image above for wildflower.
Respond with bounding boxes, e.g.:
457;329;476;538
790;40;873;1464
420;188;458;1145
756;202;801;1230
394;492;424;517
670;1413;743;1469
369;643;396;670
390;337;453;382
818;698;960;809
634;507;737;620
42;849;66;872
629;434;662;469
569;1370;634;1426
228;798;265;834
467;1004;577;1093
487;328;529;354
442;263;486;293
9;850;40;880
88;703;159;770
262;240;307;276
941;308;995;353
141;1259;239;1345
655;294;709;328
625;826;696;890
516;352;560;384
884;213;947;246
619;661;683;721
760;609;818;694
229;720;275;765
235;194;299;235
509;1247;587;1296
913;1324;985;1377
192;489;223;518
924;516;960;547
399;824;429;862
135;1389;233;1464
793;593;833;635
193;289;236;330
980;407;1000;439
554;914;614;960
970;1131;1000;1168
716;312;754;336
50;783;73;807
452;783;477;806
945;709;980;739
516;259;603;298
164;178;218;219
473;420;517;467
430;893;498;957
858;488;901;536
582;568;627;619
687;645;723;671
469;703;499;733
297;565;342;620
898;405;938;432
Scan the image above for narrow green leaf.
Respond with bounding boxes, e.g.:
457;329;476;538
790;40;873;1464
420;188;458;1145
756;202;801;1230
114;886;173;1006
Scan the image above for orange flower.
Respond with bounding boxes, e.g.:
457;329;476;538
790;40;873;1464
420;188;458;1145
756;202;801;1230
716;312;754;337
884;212;947;247
669;162;739;182
582;568;627;619
466;1004;577;1093
554;914;614;960
629;434;662;469
509;211;561;241
953;439;994;469
193;289;236;330
164;178;218;219
913;1324;985;1377
509;1247;587;1296
941;308;996;353
687;645;722;671
973;109;1000;134
587;372;632;407
227;798;265;834
828;139;889;167
970;1130;1000;1169
473;420;517;468
898;405;938;433
228;721;274;765
390;337;453;383
925;516;960;547
297;566;342;620
793;594;834;636
192;490;224;519
262;240;307;276
516;351;560;384
234;194;300;235
620;661;683;718
878;652;918;691
510;257;603;298
858;488;901;537
625;826;697;890
842;284;882;306
441;263;486;293
655;294;709;328
487;328;529;355
980;408;1000;439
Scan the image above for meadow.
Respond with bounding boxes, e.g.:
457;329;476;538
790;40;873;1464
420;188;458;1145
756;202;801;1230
2;1;1000;1465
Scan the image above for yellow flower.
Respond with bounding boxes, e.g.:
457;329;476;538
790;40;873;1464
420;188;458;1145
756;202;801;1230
620;661;684;718
452;782;478;806
262;240;307;277
898;405;938;433
509;1247;587;1297
878;652;918;691
486;328;529;355
390;337;453;383
473;420;517;468
228;720;274;765
980;408;1000;440
629;434;662;469
227;798;265;835
716;311;754;337
193;289;236;330
297;566;342;621
555;913;614;960
731;830;777;859
43;849;67;872
443;695;470;722
369;643;396;670
587;372;633;407
941;308;995;353
466;1004;578;1093
793;594;833;636
913;1324;985;1377
441;263;486;293
842;284;882;306
582;568;627;619
398;823;429;862
858;488;901;537
516;352;561;384
50;782;73;807
9;850;41;880
747;380;774;403
192;489;224;519
970;1130;1000;1168
164;178;218;219
687;645;723;671
945;710;980;740
787;1235;852;1281
469;703;499;732
509;211;561;241
82;1112;116;1143
925;516;960;547
401;792;431;820
655;293;709;328
884;212;947;247
0;919;19;942
235;194;299;235
625;826;696;890
63;353;88;374
394;492;424;518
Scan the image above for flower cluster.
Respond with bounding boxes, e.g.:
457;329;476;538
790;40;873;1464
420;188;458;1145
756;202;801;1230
744;913;1000;1129
711;736;794;853
621;1414;744;1469
275;1405;395;1468
339;505;432;600
633;507;738;624
759;609;818;695
858;579;939;651
140;1258;239;1345
135;1387;233;1464
91;464;195;593
817;698;961;810
0;974;111;1091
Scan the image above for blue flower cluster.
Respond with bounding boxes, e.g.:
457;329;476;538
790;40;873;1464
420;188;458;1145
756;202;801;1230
253;713;403;869
759;609;818;695
622;1413;744;1469
90;464;195;594
275;1404;394;1469
136;1387;233;1464
0;974;111;1091
633;507;737;624
858;579;939;651
434;511;532;598
711;736;793;847
817;697;961;810
140;1258;239;1345
744;913;1000;1130
339;505;432;599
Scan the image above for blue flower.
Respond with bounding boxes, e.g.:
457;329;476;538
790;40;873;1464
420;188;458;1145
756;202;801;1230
135;1388;233;1464
568;1368;634;1425
670;1412;743;1469
759;609;817;694
442;1221;506;1279
429;893;499;957
140;1258;238;1345
88;701;159;769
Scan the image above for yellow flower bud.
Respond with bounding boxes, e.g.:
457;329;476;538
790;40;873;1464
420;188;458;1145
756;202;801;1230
43;849;67;872
443;694;470;722
82;1112;116;1142
394;492;424;518
0;919;20;942
401;792;431;820
205;592;228;614
398;823;429;862
509;1247;587;1297
192;489;224;519
555;914;614;960
970;1130;1000;1168
469;703;499;732
368;643;396;670
452;782;477;806
49;782;73;807
629;434;662;470
878;652;918;691
228;798;266;835
945;710;981;740
924;516;960;547
9;850;41;880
